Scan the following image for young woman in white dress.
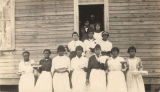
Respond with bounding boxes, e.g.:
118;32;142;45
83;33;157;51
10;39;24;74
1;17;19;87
86;44;108;92
52;45;71;92
18;51;35;92
106;47;127;92
71;46;88;92
93;23;103;42
34;49;53;92
126;46;145;92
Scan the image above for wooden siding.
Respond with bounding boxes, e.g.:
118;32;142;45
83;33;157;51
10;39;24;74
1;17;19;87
109;0;160;84
0;0;160;85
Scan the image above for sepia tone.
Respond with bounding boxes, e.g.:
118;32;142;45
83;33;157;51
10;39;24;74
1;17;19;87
0;0;160;92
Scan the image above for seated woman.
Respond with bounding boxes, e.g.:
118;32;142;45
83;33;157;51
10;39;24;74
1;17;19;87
68;32;86;59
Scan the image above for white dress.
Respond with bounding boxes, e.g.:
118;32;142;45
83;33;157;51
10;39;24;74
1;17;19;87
107;56;127;92
83;39;96;51
97;40;112;52
93;32;102;42
83;39;96;58
52;55;71;92
68;40;86;52
71;56;88;92
126;57;145;92
88;55;109;92
18;60;35;92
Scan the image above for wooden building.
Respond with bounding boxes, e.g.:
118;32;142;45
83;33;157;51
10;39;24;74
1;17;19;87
0;0;160;92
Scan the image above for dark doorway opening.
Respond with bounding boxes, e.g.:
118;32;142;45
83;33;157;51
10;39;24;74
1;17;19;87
79;4;104;40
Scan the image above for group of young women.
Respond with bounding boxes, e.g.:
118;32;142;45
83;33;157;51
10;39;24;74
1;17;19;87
18;30;146;92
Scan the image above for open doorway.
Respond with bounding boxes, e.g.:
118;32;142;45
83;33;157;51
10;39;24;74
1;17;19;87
79;4;104;40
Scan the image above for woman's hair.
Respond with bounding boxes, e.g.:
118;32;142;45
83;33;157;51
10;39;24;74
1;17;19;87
57;45;65;53
111;47;120;53
43;49;51;54
75;46;83;52
72;32;79;37
127;46;136;53
102;31;109;37
95;44;101;50
94;22;103;31
22;51;30;56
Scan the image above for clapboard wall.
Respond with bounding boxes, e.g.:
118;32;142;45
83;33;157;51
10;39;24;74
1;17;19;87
109;0;160;84
0;0;160;85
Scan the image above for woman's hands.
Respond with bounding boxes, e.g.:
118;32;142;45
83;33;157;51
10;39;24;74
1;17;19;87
17;71;25;75
54;67;69;73
86;79;90;86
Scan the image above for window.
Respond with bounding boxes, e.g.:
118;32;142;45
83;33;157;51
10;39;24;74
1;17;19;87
0;0;15;50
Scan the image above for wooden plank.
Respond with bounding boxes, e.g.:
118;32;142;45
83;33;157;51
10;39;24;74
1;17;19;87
109;13;160;18
109;2;160;7
109;17;160;22
111;37;160;41
16;12;74;17
109;6;160;11
110;0;160;3
110;29;160;33
110;21;160;25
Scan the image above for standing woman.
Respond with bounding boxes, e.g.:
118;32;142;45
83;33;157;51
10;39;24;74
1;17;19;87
34;49;52;92
71;46;88;92
52;45;71;92
106;47;127;92
93;23;103;42
18;51;35;92
86;44;107;92
126;46;145;92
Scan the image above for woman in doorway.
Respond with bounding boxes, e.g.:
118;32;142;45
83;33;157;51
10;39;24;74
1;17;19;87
126;46;145;92
93;23;103;42
86;44;107;92
106;47;127;92
52;45;71;92
71;46;88;92
34;49;53;92
18;51;35;92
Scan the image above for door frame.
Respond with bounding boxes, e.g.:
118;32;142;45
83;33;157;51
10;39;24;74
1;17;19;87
74;0;109;33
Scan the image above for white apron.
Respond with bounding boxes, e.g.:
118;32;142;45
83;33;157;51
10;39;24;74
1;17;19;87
72;70;87;92
126;57;145;92
106;56;127;92
34;71;53;92
18;61;35;92
53;72;70;92
89;69;107;92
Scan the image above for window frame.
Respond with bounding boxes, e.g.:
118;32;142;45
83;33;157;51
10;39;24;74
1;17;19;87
73;0;109;33
0;0;15;51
